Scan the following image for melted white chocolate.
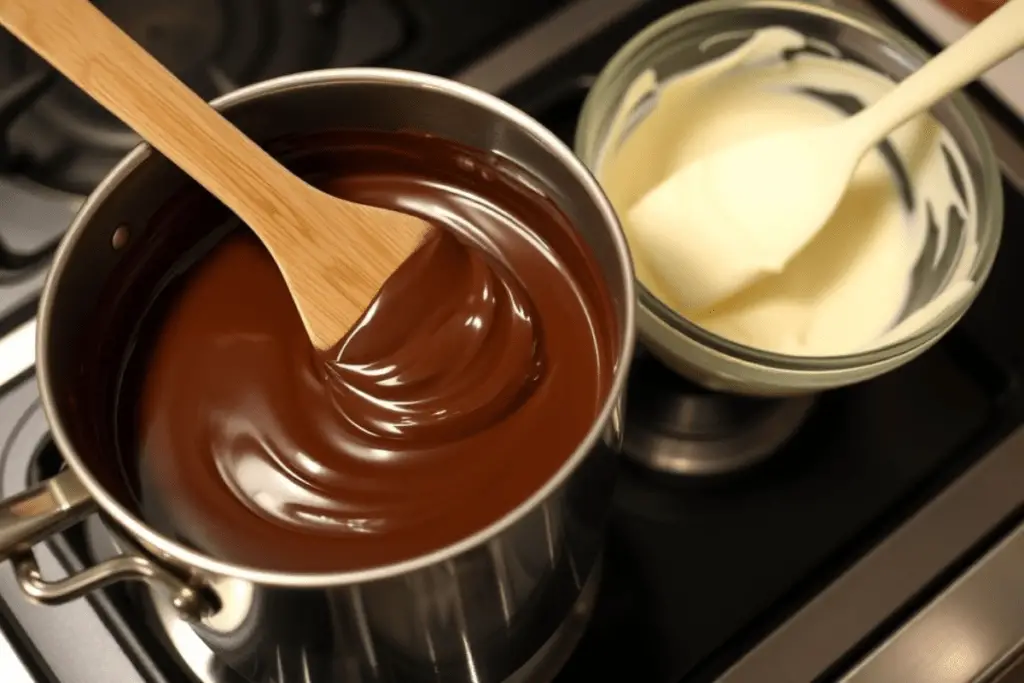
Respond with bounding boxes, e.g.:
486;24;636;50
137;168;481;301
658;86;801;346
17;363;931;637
598;27;978;356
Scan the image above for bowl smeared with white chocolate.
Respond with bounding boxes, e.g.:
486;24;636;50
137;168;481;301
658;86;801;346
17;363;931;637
576;0;1002;395
603;26;976;356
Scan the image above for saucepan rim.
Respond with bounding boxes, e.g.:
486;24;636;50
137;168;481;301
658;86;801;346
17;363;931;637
36;67;637;587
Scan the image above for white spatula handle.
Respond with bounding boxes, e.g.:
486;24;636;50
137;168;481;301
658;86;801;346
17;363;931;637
849;0;1024;146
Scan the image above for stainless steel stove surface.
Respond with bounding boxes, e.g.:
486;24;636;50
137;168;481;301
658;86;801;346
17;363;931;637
2;1;1024;682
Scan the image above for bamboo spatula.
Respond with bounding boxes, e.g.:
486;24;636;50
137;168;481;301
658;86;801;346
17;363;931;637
0;0;431;350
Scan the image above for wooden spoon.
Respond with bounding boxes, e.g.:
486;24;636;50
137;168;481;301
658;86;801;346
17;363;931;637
0;0;430;350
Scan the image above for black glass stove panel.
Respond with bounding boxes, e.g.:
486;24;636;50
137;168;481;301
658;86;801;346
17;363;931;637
559;341;1008;683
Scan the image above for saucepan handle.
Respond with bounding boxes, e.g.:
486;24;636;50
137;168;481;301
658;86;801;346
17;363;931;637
0;468;214;621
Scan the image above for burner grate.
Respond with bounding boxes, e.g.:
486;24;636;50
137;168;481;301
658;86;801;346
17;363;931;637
0;0;407;196
0;69;62;279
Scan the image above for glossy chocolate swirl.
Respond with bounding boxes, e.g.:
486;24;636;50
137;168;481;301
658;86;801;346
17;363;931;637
127;131;617;573
328;225;542;444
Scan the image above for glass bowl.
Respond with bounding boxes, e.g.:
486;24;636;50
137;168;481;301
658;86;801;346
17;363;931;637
575;0;1002;396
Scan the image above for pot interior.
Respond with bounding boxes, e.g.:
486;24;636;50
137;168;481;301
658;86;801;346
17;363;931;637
41;75;633;575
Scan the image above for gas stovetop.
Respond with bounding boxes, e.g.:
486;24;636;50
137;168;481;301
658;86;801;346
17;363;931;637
2;1;1024;682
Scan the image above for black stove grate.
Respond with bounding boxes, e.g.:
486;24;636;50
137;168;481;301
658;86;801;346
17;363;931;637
0;0;407;196
0;69;61;280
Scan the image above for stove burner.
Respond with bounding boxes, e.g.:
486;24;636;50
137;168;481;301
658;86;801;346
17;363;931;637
623;351;816;476
0;0;345;195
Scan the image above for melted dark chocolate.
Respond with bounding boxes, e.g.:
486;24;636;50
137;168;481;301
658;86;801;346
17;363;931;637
121;131;617;573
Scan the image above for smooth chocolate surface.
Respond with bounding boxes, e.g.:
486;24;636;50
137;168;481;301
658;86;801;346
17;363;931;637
120;131;617;573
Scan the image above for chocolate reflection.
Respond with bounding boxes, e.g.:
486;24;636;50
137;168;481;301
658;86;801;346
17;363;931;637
127;131;616;573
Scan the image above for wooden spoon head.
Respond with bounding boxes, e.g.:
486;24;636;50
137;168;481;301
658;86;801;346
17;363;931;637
264;194;431;351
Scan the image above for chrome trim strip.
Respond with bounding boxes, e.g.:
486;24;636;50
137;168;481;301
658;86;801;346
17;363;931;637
977;108;1024;193
840;520;1024;683
452;0;649;94
0;321;35;391
0;618;35;683
718;425;1024;682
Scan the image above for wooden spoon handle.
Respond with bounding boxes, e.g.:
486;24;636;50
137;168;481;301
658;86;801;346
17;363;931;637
0;0;305;244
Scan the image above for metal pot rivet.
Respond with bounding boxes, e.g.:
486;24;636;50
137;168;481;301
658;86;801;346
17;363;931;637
111;224;130;250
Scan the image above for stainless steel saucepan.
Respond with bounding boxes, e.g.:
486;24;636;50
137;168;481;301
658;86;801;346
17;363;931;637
0;69;636;683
